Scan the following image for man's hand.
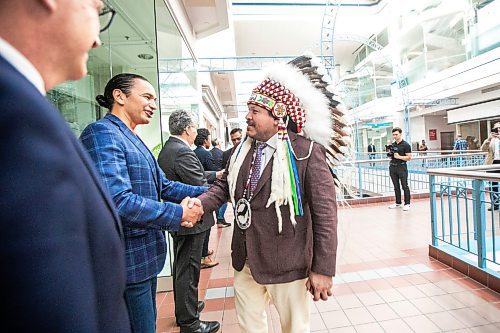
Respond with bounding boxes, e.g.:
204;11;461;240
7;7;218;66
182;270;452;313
305;272;333;301
180;196;203;227
394;152;401;159
216;170;224;179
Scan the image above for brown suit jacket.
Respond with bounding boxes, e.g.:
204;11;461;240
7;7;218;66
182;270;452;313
198;132;338;284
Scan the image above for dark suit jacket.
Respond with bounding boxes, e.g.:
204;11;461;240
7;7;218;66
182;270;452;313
368;144;376;152
194;146;217;171
0;55;130;332
198;133;338;284
158;136;215;236
211;147;224;171
222;148;232;170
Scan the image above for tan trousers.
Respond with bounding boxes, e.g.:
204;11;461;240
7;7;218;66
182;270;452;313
233;264;310;333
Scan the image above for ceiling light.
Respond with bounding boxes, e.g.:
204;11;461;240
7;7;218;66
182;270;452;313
138;53;154;60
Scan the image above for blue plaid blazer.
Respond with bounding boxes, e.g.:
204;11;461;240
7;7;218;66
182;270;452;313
80;114;205;284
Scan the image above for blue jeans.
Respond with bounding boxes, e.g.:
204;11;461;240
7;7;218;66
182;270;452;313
125;277;158;333
217;202;228;220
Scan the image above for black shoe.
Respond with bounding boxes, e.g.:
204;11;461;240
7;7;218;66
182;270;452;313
488;206;499;211
176;301;206;326
216;219;231;228
180;320;220;333
197;300;205;313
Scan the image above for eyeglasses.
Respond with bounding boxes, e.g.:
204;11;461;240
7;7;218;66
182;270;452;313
99;4;116;33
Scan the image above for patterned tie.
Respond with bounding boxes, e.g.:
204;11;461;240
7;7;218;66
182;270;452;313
249;142;266;193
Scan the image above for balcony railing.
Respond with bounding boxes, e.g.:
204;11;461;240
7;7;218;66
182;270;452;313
427;165;500;275
338;152;486;198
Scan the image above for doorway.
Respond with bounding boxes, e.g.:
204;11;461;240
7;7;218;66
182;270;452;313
440;131;455;150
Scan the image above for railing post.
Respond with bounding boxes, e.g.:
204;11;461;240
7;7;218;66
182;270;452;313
357;162;363;198
429;175;438;246
472;179;486;268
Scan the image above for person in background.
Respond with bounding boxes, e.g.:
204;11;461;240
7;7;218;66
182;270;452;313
388;127;412;211
418;139;428;152
367;141;376;166
211;138;224;170
418;139;428;167
222;128;243;169
453;133;468;166
194;128;222;269
157;110;221;333
481;122;500;211
211;138;231;228
80;74;206;333
454;133;469;151
0;1;131;331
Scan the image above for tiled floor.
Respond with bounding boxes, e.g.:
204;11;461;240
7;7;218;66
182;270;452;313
156;199;500;333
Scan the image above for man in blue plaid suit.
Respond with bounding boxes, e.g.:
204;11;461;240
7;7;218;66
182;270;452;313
81;74;207;333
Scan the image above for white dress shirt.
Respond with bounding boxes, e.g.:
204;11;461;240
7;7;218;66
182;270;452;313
256;133;278;177
0;37;45;95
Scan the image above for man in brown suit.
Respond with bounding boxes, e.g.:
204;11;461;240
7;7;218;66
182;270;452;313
191;56;339;333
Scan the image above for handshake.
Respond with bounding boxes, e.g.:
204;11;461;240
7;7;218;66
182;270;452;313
180;197;204;228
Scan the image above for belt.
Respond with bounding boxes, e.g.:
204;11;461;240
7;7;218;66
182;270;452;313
390;162;406;166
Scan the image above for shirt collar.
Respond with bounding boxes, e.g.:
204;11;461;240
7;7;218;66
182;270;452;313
173;135;193;149
0;37;45;95
257;132;278;150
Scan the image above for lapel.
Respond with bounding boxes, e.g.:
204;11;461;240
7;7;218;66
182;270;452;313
252;155;273;199
235;144;254;200
106;114;161;193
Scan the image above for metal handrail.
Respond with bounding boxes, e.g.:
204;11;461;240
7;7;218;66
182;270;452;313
427;165;500;181
344;152;487;165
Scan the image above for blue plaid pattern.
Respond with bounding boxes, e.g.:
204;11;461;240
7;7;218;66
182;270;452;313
80;114;205;283
454;138;468;151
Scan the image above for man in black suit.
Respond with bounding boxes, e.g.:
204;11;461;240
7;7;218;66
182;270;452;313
193;129;225;265
211;138;231;228
211;138;224;171
0;1;130;332
158;111;220;333
368;141;376;166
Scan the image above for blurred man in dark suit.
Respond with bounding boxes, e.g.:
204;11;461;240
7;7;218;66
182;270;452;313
211;138;224;171
211;138;231;228
194;128;225;265
0;1;131;331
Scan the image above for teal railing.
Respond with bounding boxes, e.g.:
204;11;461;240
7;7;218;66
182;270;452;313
338;152;486;198
428;165;500;275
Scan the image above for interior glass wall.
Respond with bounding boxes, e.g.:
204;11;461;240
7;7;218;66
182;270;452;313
156;5;199;147
48;0;161;149
467;0;500;57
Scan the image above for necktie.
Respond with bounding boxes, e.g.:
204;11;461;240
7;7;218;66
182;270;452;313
249;142;266;193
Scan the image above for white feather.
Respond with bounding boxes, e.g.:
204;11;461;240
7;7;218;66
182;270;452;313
262;63;333;148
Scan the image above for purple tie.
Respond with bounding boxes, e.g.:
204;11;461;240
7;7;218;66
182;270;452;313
249;142;266;193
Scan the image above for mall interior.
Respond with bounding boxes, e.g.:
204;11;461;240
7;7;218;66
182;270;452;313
50;0;499;332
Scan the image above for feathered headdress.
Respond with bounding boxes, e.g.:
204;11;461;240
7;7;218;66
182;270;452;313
227;52;351;232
